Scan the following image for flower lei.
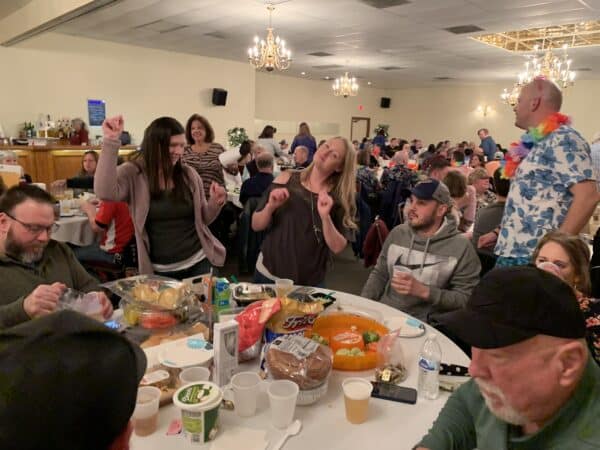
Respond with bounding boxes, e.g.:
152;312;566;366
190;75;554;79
501;112;571;179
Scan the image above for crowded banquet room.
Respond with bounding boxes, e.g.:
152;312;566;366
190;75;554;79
3;0;600;448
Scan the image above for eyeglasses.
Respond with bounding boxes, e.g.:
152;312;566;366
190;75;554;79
5;213;60;235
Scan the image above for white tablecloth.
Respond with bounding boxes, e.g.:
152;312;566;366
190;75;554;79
132;290;470;450
53;215;95;246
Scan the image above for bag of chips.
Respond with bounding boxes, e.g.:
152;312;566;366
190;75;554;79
265;296;325;343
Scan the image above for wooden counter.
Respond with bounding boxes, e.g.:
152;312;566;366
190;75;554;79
0;144;138;185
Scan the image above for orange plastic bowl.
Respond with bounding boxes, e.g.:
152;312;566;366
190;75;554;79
308;313;389;371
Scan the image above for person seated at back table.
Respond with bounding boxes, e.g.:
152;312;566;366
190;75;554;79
416;266;600;450
240;152;274;206
0;310;146;450
0;150;31;183
361;179;480;323
293;145;310;169
75;197;135;265
52;150;99;191
0;185;112;329
471;168;510;260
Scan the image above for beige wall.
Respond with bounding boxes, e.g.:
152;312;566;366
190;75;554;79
381;81;600;148
0;32;255;145
255;72;393;144
1;32;597;149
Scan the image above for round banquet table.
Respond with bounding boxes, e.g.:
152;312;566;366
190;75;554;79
53;215;96;246
132;289;470;450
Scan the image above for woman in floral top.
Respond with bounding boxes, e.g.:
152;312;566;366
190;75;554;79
533;231;600;365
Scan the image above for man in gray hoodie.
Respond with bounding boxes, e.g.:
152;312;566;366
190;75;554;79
362;179;480;322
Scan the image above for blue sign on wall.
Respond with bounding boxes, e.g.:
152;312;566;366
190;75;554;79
87;99;106;126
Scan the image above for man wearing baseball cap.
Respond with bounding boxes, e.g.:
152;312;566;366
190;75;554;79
362;178;480;322
0;310;147;450
416;267;600;450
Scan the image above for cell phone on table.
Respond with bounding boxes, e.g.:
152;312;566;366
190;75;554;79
371;382;417;404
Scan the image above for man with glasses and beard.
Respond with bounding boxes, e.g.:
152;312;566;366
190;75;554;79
362;179;480;323
415;267;600;450
0;185;112;328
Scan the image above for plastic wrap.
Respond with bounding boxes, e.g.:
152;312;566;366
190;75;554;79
265;335;333;390
374;330;408;384
58;289;104;320
103;275;195;328
236;298;281;358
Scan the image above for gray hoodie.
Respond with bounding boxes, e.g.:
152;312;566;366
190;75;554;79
361;217;481;322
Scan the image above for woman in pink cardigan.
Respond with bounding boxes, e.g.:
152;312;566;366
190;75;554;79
95;116;227;278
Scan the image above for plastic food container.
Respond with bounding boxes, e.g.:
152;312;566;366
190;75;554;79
307;313;389;371
231;283;276;305
105;275;195;329
297;378;329;406
173;382;223;445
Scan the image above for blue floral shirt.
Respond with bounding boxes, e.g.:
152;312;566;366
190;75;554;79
495;125;593;259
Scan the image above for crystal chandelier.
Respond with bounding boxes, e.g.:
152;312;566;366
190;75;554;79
501;44;576;106
332;72;359;97
248;4;291;72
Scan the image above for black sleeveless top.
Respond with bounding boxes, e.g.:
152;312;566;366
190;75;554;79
258;171;348;285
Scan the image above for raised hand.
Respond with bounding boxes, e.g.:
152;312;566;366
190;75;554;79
102;115;124;141
316;190;333;218
267;188;290;210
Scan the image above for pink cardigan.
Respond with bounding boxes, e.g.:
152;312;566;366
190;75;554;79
94;138;225;274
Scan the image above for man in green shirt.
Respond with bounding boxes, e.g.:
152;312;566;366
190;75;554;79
416;266;600;450
0;185;112;329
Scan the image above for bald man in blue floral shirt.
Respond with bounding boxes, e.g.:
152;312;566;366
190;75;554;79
478;77;598;266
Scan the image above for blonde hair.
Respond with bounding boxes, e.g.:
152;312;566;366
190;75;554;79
302;137;357;230
468;168;489;184
532;231;591;295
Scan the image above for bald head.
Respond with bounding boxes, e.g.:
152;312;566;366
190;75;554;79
514;77;563;130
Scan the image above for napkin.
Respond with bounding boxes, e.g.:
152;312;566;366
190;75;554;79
209;426;267;450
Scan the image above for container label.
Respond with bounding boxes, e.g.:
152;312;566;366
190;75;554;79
418;357;438;371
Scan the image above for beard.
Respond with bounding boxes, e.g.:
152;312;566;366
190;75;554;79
475;379;528;426
408;213;437;231
5;229;47;264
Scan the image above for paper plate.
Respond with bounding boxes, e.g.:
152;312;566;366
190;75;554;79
158;337;214;368
384;316;426;338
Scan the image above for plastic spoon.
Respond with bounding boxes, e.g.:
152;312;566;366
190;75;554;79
272;419;302;450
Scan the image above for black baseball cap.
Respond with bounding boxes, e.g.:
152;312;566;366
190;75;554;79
411;178;452;206
0;310;147;450
439;266;586;349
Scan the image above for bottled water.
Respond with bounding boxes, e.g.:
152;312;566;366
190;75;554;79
418;333;442;400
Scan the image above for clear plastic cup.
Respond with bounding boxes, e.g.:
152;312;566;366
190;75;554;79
267;380;299;429
225;371;262;417
342;378;373;424
275;279;294;298
179;367;211;385
133;386;161;436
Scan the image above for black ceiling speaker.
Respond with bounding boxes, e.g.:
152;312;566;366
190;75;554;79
212;88;228;106
380;97;391;108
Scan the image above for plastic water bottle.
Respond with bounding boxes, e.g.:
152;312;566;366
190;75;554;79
418;334;442;400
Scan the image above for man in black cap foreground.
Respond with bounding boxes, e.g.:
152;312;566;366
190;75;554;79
0;310;146;450
361;179;480;322
415;267;600;450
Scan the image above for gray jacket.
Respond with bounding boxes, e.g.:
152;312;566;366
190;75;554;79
361;217;481;322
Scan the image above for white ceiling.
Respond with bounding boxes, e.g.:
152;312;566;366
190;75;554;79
54;0;600;88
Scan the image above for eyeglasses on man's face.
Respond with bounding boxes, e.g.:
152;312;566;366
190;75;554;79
5;212;60;235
